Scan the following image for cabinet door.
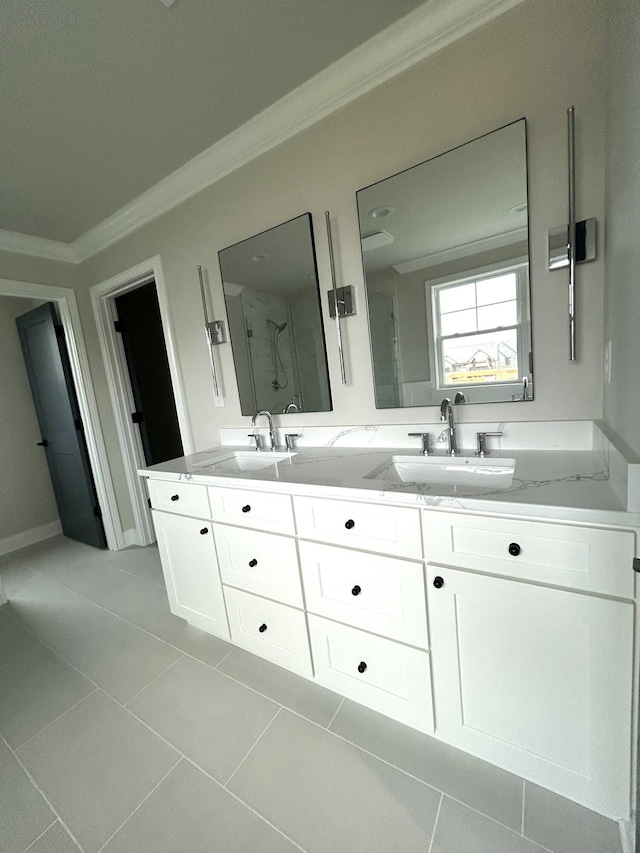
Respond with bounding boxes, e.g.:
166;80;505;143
426;566;633;819
153;510;229;639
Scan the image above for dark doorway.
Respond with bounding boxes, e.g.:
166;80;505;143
16;302;106;548
114;282;183;466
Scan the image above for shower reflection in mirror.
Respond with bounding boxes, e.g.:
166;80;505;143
219;213;332;415
358;118;533;408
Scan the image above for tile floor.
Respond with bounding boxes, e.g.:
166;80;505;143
0;535;624;853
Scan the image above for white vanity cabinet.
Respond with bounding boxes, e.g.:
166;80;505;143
146;472;636;821
423;510;634;818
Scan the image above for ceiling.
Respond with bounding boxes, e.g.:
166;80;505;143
1;0;428;244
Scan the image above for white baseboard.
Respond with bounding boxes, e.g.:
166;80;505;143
0;520;62;556
620;819;635;853
122;527;148;548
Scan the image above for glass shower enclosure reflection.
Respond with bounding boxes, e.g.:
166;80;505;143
219;213;332;415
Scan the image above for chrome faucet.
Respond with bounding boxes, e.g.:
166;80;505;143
440;397;459;456
251;410;278;451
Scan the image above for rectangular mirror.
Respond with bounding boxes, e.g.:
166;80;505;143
357;119;533;407
219;213;332;415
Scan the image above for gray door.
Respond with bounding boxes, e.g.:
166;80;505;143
16;302;106;549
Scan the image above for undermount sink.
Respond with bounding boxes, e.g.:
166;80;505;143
364;454;516;489
193;450;295;473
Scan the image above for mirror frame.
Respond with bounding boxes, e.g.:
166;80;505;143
357;119;533;409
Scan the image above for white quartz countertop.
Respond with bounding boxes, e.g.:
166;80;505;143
139;445;640;529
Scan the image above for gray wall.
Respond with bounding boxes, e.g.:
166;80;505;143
603;0;640;456
0;0;610;533
0;297;59;542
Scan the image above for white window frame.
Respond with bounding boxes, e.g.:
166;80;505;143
428;259;530;392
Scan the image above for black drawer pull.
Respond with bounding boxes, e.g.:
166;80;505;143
508;542;521;557
258;623;267;633
170;494;179;501
200;527;209;535
242;505;251;513
249;558;258;567
357;661;367;674
433;576;444;589
345;519;355;530
351;585;361;596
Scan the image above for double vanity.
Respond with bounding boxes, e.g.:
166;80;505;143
140;422;637;823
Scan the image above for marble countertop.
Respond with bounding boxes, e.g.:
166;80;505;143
139;444;640;529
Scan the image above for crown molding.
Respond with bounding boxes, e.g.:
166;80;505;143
0;229;79;263
393;226;529;274
5;0;526;264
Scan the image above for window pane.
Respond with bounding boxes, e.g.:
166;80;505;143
441;329;519;386
440;308;477;336
477;274;516;306
478;300;517;329
439;282;476;313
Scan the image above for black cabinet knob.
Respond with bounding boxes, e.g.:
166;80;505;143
249;558;258;567
357;661;367;673
242;505;251;513
433;576;444;589
508;542;521;557
345;519;355;530
170;494;179;501
258;623;267;633
351;585;361;596
200;527;208;535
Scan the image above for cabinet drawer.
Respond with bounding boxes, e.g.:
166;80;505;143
308;615;433;734
294;496;422;559
423;511;634;598
224;586;312;678
300;541;428;648
208;487;294;535
215;525;302;607
148;479;210;518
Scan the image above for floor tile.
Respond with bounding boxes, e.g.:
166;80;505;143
228;709;441;853
11;535;104;580
6;574;123;654
523;782;623;853
0;646;94;748
102;544;165;585
17;691;179;853
56;561;169;627
330;698;523;830
102;759;300;853
0;740;54;853
218;646;343;727
0;560;41;597
0;607;40;668
431;796;547;853
127;655;279;782
141;611;233;668
26;821;81;853
60;619;183;704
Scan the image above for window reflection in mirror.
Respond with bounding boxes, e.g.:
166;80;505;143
357;119;533;407
219;213;332;416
